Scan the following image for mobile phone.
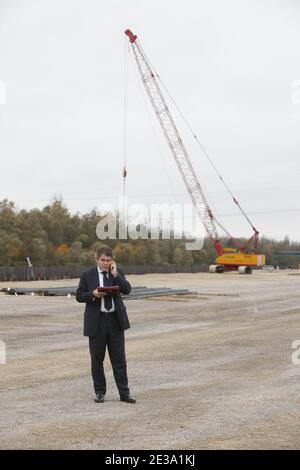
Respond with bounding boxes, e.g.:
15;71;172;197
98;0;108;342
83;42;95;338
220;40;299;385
110;259;116;271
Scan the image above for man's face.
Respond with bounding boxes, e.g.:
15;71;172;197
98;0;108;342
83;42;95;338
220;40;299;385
97;255;112;271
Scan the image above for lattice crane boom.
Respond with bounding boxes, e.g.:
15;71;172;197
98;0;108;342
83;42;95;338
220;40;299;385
125;29;223;255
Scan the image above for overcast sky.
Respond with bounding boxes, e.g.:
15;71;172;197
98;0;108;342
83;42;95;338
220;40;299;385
0;0;299;241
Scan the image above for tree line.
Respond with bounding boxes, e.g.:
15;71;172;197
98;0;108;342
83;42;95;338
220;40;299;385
0;198;299;268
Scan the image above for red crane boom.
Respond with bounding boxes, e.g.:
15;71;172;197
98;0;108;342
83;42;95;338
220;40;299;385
125;29;223;255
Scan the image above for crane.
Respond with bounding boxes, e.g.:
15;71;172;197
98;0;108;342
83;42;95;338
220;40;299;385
125;29;265;273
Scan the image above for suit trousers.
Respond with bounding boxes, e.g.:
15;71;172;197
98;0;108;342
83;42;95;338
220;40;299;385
88;311;129;397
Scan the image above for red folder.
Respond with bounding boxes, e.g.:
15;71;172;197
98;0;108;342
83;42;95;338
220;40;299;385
97;286;119;294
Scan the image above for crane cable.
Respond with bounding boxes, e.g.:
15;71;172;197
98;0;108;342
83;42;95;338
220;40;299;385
139;42;257;233
122;37;129;198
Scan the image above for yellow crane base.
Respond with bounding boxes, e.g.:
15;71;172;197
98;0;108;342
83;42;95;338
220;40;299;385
209;252;266;274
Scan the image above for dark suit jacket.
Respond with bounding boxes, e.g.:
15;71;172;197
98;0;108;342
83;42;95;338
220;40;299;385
76;266;131;337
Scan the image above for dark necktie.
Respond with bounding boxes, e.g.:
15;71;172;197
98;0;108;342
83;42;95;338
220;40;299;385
102;271;112;311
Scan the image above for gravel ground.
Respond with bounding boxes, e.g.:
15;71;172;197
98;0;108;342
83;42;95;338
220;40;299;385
0;270;300;449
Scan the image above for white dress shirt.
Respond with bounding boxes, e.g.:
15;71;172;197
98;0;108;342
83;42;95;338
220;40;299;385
97;267;116;312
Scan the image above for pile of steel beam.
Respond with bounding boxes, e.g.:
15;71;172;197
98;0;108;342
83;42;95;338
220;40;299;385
0;285;190;299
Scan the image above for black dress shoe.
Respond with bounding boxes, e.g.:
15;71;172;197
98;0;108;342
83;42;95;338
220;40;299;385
94;394;105;403
120;394;136;403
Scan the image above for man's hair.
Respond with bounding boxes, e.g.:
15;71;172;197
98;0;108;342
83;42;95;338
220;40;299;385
95;246;113;259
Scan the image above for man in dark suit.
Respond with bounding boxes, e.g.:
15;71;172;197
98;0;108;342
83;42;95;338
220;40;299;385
76;246;136;404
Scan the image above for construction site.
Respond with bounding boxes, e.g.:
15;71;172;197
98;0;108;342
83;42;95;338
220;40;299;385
1;1;300;455
0;269;300;449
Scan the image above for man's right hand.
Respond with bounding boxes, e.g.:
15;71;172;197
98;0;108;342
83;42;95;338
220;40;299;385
92;289;107;299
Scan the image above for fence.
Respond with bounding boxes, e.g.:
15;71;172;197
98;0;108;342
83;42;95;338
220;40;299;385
0;264;208;282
